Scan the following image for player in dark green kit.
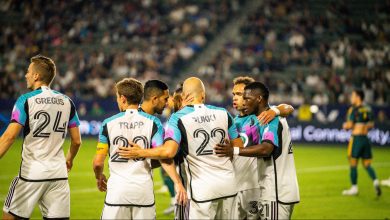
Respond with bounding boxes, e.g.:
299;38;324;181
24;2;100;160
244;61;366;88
342;89;381;196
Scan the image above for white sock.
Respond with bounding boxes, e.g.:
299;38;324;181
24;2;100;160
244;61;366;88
351;185;358;190
374;179;379;186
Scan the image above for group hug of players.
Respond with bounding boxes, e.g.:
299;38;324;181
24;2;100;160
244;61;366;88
0;55;301;220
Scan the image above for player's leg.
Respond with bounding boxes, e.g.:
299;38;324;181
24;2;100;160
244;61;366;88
132;205;156;219
161;169;175;215
361;137;381;196
101;205;131;219
218;196;237;219
343;137;359;195
189;200;214;219
277;203;294;220
235;189;261;220
259;200;277;220
39;180;70;219
3;177;45;219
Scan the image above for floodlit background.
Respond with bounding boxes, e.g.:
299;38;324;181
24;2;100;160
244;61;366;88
0;0;389;219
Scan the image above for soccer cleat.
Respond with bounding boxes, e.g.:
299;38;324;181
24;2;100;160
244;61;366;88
342;187;358;196
163;205;175;215
374;180;382;196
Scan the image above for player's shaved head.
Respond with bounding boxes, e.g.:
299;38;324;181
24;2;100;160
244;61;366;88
183;77;205;102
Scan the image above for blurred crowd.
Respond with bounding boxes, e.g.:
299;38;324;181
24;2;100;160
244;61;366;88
198;0;390;106
0;0;389;108
0;0;242;99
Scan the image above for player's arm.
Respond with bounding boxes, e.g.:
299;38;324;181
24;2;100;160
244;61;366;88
258;104;294;125
119;114;181;160
0;96;27;159
93;143;108;192
118;140;179;160
214;139;274;157
65;100;82;172
366;108;374;129
66;127;81;172
343;107;354;130
0;123;23;159
93;121;109;192
160;159;188;205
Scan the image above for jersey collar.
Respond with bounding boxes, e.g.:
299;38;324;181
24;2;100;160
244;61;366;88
125;108;138;115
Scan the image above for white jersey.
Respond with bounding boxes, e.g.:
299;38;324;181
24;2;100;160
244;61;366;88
98;109;164;206
258;116;300;204
164;104;240;202
233;114;260;191
10;86;80;181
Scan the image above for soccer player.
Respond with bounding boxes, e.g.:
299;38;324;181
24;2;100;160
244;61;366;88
231;77;294;219
92;78;186;219
138;79;176;214
215;81;300;220
0;55;81;219
118;77;244;219
342;89;381;196
139;80;170;115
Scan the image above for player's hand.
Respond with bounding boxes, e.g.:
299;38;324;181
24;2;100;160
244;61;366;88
181;93;194;107
175;183;188;206
214;139;233;157
258;109;276;125
66;159;73;172
117;143;142;159
96;174;107;192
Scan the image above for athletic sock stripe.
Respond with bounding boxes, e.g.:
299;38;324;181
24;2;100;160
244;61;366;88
5;177;19;207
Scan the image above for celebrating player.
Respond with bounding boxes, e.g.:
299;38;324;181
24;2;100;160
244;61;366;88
138;79;177;214
139;80;170;115
342;89;381;196
92;78;187;219
231;77;294;219
1;55;81;219
118;77;244;219
215;81;300;220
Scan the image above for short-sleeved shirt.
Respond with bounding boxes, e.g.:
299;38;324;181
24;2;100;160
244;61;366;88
98;109;163;206
11;86;80;181
258;116;300;204
233;114;260;191
347;105;373;124
164;104;239;202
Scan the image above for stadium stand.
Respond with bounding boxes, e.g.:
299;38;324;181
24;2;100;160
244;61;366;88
197;0;390;105
0;0;244;99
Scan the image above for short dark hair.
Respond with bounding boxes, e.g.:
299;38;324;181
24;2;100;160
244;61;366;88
116;78;143;105
144;80;169;100
354;88;365;101
31;55;56;85
245;82;269;100
233;76;255;86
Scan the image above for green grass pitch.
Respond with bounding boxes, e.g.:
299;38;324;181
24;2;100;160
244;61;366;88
1;138;389;219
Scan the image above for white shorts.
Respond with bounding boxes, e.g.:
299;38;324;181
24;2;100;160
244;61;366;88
3;176;70;219
101;204;155;220
235;188;261;220
174;200;190;220
259;200;295;220
189;196;236;219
